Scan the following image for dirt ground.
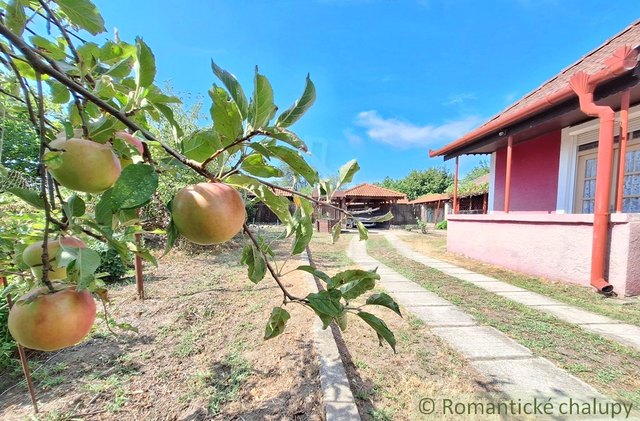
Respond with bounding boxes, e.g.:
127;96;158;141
1;230;323;421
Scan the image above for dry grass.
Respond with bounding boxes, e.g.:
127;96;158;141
397;232;640;326
308;231;533;421
367;235;640;414
0;228;322;421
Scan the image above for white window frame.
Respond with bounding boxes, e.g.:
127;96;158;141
556;104;640;214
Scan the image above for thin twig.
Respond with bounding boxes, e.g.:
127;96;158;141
36;72;55;292
243;222;304;302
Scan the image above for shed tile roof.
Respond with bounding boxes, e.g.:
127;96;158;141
472;174;490;186
344;183;407;199
481;19;640;129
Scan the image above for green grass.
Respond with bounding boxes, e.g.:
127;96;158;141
367;235;640;411
400;235;640;326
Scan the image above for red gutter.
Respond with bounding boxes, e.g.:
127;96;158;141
615;89;631;212
429;46;639;159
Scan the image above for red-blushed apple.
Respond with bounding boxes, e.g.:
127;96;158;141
114;131;144;168
23;237;88;280
8;284;96;351
171;183;246;245
47;134;121;194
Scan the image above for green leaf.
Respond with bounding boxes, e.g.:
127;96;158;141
357;311;396;352
355;219;369;241
264;127;308;153
94;188;113;225
226;174;294;231
135;250;158;267
306;289;343;317
291;215;312;255
181;130;222;163
331;218;342;244
43;151;63;170
340;277;376;301
295;265;333;286
60;246;102;291
6;0;26;35
163;218;178;257
111;164;158;211
211;59;248;119
336;312;348;331
56;0;106;35
241;154;283;178
370;212;394;223
94;75;117;99
87;115;126;142
332;268;380;286
240;245;267;284
7;188;44;210
275;74;316;128
366;293;402;318
154;103;184;138
31;35;66;60
248;68;276;130
134;37;155;88
209;85;243;147
337;159;360;190
46;80;70;104
105;56;134;78
264;307;290;340
265;145;318;186
63;194;86;218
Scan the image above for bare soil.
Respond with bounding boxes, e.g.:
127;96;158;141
1;230;323;421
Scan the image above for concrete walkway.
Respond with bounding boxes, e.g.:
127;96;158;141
348;236;611;407
384;232;640;352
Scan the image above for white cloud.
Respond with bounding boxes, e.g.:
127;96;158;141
443;92;478;106
344;128;364;146
355;110;482;149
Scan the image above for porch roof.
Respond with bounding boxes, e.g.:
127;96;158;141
430;19;640;160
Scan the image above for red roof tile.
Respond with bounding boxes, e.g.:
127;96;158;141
480;19;640;130
344;183;407;199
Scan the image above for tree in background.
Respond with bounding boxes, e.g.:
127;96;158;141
375;167;453;201
460;159;489;184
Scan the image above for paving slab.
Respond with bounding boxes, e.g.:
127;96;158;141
472;281;529;293
406;305;476;327
535;305;621;325
432;326;533;360
579;324;640;350
380;281;430;294
471;357;603;399
436;268;476;275
497;291;564;307
387;291;452;307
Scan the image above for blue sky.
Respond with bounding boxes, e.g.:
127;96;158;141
92;0;640;183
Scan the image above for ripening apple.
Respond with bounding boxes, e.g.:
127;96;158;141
47;133;121;194
114;131;144;168
172;183;246;245
8;285;96;351
23;237;87;280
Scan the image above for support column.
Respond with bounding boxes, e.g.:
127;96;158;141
453;156;459;214
505;136;514;213
615;89;631;212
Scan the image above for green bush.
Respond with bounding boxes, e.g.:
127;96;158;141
0;303;17;370
93;243;131;283
435;219;448;230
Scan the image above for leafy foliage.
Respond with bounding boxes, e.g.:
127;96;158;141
0;0;400;355
375;167;453;201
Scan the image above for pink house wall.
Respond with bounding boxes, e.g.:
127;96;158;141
447;213;640;296
493;131;561;212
